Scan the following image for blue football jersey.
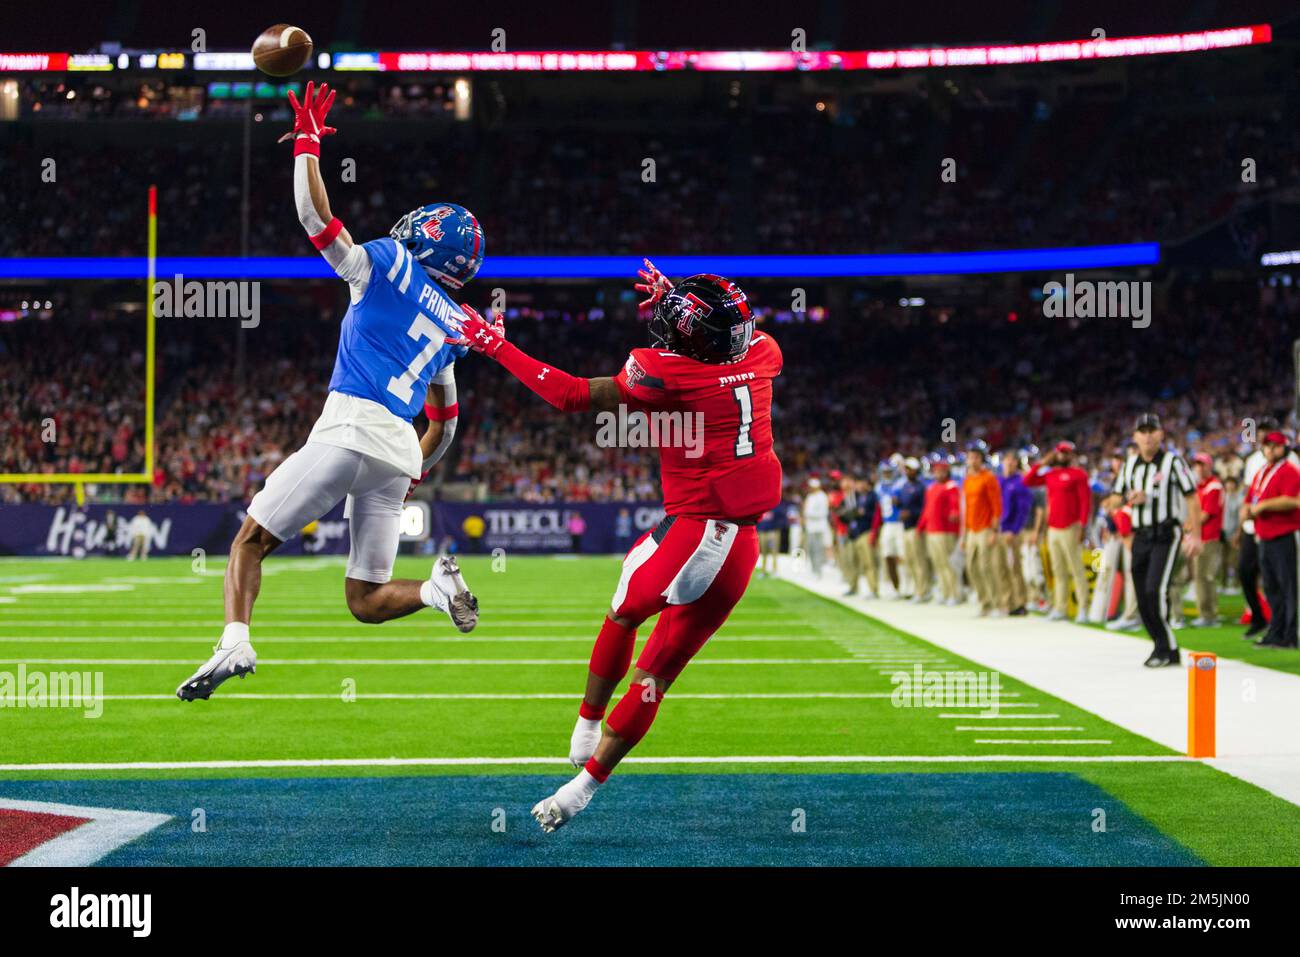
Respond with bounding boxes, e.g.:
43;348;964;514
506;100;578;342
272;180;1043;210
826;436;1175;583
877;479;899;521
328;238;466;419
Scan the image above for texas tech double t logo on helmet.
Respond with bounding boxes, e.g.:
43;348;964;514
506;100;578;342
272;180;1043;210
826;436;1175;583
650;274;755;364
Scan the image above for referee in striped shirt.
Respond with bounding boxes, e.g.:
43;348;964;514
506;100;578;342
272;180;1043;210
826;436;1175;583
1104;414;1203;667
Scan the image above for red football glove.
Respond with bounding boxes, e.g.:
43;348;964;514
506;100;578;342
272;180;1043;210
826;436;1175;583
634;257;674;309
277;81;337;157
451;304;506;359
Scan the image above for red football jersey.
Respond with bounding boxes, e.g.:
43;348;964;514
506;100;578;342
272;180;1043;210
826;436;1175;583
614;331;783;520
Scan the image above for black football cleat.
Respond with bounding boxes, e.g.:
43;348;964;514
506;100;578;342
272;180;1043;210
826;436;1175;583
1143;650;1178;668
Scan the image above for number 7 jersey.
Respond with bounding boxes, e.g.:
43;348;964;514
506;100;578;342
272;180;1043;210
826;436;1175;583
329;237;464;420
614;330;783;521
309;237;466;479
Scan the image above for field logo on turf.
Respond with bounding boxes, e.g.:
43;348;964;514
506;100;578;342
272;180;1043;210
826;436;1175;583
1041;273;1151;329
50;887;151;937
0;665;104;718
154;274;261;329
889;664;1001;716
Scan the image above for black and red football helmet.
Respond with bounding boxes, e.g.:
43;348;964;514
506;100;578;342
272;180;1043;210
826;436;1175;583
649;274;755;364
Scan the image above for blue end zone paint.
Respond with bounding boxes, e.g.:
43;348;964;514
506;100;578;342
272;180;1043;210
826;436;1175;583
1;774;1200;866
0;244;1160;280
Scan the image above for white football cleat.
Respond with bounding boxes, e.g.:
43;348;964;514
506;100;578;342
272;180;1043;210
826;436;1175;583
176;641;257;701
569;716;602;768
431;556;478;633
531;776;596;834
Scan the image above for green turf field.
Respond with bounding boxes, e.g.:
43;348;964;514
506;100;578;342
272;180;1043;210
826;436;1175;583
2;555;1298;865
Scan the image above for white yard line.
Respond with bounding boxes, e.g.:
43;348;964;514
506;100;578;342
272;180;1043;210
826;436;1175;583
938;713;1059;719
0;657;890;666
973;739;1112;745
954;726;1083;732
0;754;1195;772
779;555;1300;807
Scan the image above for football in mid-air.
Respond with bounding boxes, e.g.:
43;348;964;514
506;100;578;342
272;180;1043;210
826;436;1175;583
252;24;313;77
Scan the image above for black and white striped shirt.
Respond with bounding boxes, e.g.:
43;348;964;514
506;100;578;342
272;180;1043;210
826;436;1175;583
1112;450;1197;528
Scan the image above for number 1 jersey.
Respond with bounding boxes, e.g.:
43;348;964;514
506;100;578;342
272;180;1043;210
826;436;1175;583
614;331;783;521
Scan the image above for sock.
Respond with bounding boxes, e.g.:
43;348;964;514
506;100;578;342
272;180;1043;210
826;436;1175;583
581;759;610;787
578;701;605;721
219;621;250;650
605;680;663;748
420;579;449;613
589;617;636;681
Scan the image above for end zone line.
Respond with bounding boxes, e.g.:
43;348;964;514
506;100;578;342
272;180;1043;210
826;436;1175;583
0;754;1191;771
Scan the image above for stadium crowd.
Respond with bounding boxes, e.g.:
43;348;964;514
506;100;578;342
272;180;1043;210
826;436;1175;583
2;83;1294;258
4;278;1297;512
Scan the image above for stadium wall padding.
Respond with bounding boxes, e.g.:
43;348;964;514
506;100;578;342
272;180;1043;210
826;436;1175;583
0;502;684;557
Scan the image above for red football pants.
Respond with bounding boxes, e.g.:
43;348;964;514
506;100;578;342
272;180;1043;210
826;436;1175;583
609;515;759;682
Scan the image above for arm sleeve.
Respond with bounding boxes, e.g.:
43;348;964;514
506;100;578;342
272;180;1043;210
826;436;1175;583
295;155;362;281
421;365;459;471
493;340;591;413
1077;472;1093;523
1022;463;1046;488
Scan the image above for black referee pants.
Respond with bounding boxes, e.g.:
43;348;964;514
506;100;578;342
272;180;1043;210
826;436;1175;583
1260;533;1300;648
1131;524;1181;654
1238;532;1266;625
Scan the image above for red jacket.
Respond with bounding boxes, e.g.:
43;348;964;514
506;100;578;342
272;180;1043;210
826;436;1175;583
919;479;961;535
1023;463;1091;529
1197;476;1224;542
1253;460;1300;541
